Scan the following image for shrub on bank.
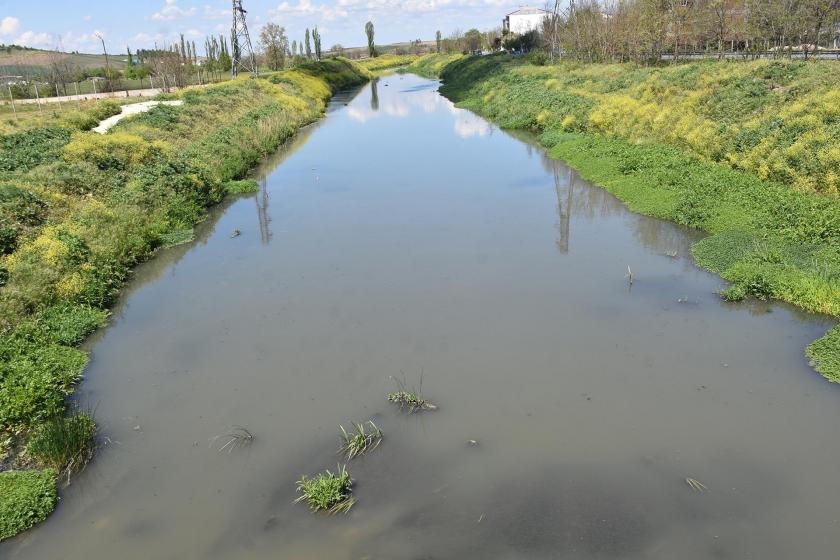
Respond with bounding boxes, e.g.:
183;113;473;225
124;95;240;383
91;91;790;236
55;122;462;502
0;469;57;541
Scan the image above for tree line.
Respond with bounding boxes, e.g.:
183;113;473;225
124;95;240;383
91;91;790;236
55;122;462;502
542;0;840;63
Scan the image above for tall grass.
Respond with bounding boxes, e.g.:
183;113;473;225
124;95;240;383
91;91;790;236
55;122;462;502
26;411;95;477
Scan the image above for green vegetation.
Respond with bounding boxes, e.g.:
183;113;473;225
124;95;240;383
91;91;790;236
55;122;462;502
406;53;464;78
358;54;419;73
0;469;57;542
411;53;840;382
26;411;95;473
223;179;260;194
338;421;383;460
295;464;355;514
0;57;369;538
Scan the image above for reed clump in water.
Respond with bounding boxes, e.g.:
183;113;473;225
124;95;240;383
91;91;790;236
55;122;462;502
295;464;356;514
338;421;383;460
387;371;436;412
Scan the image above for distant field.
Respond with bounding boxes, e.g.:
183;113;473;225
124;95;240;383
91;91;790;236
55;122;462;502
0;48;128;76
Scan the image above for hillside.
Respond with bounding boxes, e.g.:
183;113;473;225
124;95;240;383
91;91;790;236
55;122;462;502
0;46;128;77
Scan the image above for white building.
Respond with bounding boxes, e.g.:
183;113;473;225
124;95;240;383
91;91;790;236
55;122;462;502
502;6;549;35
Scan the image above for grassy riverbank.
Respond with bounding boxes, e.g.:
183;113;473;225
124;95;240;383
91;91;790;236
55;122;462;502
357;54;420;73
409;53;840;382
0;57;369;540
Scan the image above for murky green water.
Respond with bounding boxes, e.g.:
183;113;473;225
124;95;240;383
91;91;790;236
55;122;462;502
4;74;839;560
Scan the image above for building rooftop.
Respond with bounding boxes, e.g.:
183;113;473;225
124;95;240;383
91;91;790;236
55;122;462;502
506;6;549;16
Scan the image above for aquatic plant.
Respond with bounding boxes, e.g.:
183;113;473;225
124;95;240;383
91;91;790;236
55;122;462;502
26;411;95;479
338;421;383;460
295;464;355;514
387;372;436;412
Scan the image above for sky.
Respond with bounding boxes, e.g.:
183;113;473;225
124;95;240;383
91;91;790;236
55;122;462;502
0;0;529;55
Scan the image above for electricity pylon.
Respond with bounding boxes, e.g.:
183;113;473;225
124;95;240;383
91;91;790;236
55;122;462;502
231;0;257;78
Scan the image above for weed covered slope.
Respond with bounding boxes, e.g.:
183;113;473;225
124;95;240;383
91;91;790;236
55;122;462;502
417;53;840;382
0;58;368;540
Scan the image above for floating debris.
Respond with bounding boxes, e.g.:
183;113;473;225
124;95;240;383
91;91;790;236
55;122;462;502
685;477;708;492
211;425;254;453
230;229;241;238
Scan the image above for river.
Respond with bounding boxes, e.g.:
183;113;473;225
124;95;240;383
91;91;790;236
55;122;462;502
4;73;839;560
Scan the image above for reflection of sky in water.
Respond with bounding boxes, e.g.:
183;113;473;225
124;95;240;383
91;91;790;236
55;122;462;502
346;79;494;139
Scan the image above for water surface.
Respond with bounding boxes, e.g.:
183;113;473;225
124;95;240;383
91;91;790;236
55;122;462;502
4;74;840;560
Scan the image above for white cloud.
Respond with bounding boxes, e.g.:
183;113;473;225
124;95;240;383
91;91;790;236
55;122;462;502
151;0;198;21
269;0;349;21
203;4;229;20
0;16;20;36
83;15;93;22
14;30;53;48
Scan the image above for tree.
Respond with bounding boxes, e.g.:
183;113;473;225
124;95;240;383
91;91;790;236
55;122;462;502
313;26;322;60
331;43;345;56
291;40;297;56
218;35;232;72
260;23;288;70
365;21;376;57
126;46;134;66
436;30;442;53
464;28;483;53
305;28;312;59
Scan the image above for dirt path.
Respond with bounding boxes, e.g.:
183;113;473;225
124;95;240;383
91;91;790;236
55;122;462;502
93;100;183;134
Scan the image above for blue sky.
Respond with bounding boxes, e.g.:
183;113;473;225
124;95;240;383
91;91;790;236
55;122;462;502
0;0;524;54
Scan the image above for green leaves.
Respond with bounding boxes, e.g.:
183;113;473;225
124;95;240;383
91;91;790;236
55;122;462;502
0;469;57;541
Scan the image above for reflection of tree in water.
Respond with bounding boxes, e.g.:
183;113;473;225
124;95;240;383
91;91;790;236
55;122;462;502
370;78;379;111
553;164;572;254
256;177;271;245
542;151;699;258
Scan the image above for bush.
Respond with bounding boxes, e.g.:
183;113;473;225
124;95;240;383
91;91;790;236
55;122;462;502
0;128;72;172
527;51;548;66
0;184;48;227
0;469;57;541
0;221;18;255
63;133;167;170
0;338;88;429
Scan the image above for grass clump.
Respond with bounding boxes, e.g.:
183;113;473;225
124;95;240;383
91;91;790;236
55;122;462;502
338;421;383;460
26;411;95;476
223;178;260;194
295;464;355;514
387;372;437;412
387;390;436;412
0;469;57;541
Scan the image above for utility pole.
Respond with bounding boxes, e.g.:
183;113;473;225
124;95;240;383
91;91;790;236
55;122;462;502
231;0;257;78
